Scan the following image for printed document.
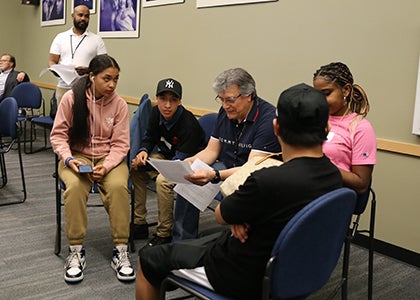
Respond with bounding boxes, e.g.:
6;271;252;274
148;158;221;211
39;64;80;86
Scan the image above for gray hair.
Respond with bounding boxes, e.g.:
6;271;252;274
212;67;256;99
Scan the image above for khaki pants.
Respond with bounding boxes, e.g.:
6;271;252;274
58;153;130;245
130;153;175;238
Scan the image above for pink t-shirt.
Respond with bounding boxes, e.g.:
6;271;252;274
323;113;377;172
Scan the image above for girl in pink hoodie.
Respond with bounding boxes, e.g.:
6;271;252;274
50;54;135;284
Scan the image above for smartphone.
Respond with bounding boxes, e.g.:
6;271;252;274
78;165;93;173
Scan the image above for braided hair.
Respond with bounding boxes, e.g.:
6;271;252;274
313;62;369;118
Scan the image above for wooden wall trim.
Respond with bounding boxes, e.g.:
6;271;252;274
32;81;420;158
377;138;420;157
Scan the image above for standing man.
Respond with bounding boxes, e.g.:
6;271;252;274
0;53;29;102
172;67;281;241
130;78;205;247
48;0;106;102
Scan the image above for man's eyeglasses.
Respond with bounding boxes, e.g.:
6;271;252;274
214;94;242;105
0;59;9;63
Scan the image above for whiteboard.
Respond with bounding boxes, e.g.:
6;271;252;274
412;55;420;135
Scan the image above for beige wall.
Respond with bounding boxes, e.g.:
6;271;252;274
4;0;420;253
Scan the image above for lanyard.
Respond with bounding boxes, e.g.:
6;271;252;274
70;35;87;60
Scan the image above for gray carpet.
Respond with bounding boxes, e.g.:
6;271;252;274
0;133;419;299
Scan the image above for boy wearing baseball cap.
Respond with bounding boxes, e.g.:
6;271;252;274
130;78;205;247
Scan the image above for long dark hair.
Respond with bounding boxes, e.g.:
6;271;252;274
68;54;120;148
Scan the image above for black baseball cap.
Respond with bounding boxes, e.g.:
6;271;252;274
277;83;329;134
156;78;182;99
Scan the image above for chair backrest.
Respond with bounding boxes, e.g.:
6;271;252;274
198;113;218;143
49;90;58;119
10;82;42;109
129;93;152;166
0;97;18;139
267;187;357;299
354;179;373;215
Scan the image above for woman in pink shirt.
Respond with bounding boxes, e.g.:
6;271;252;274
313;62;376;195
50;54;135;284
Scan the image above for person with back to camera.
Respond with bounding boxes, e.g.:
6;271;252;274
50;54;135;284
172;67;281;242
130;78;205;247
48;0;107;103
313;62;376;194
135;83;343;300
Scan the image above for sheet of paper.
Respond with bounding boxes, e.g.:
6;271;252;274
147;158;193;184
174;182;221;212
174;158;221;212
39;64;80;86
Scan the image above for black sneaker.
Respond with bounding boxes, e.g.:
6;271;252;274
111;245;136;282
143;234;172;249
64;245;86;283
131;223;149;240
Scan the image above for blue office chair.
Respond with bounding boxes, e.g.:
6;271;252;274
0;97;27;206
197;113;218;145
11;82;44;154
30;91;57;153
342;182;376;300
160;187;357;300
197;113;223;207
129;93;152;169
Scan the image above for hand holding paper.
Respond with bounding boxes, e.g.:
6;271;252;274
39;64;80;86
147;158;194;184
146;157;221;212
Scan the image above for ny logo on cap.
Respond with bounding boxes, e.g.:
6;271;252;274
165;80;174;89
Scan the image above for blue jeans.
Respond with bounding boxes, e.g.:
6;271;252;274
172;194;201;242
172;162;226;242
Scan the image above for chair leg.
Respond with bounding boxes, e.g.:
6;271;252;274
129;186;136;253
17;140;27;202
0;138;26;206
367;195;376;300
0;153;7;188
341;234;351;300
55;159;61;255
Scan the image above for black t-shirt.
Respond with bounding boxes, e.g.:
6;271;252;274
204;156;342;299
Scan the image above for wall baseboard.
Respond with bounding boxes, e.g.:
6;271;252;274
353;233;420;268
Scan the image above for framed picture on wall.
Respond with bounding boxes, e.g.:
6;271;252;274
71;0;96;14
41;0;66;26
98;0;140;38
197;0;277;8
143;0;184;8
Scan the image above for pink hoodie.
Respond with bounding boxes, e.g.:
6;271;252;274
50;88;129;172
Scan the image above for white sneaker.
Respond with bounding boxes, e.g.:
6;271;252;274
111;245;136;282
64;245;86;283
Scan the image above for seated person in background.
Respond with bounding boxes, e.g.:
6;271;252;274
50;54;135;284
0;53;29;102
130;78;205;247
135;83;343;300
172;67;281;241
313;62;376;194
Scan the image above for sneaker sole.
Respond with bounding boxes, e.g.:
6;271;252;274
111;261;136;282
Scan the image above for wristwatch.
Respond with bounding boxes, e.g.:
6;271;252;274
211;169;221;184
